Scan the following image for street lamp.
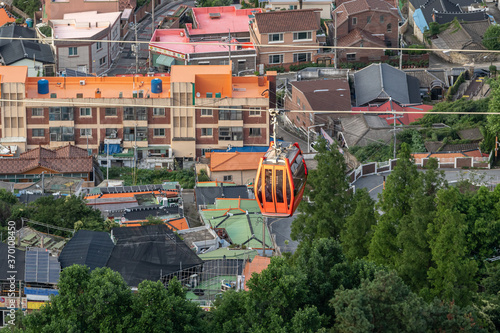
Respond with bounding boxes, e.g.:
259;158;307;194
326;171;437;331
307;124;325;153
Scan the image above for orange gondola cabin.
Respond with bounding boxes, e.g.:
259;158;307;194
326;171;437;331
254;142;308;217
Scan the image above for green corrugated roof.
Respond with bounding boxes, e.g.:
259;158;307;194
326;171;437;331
162;182;179;190
198;248;258;260
200;207;272;250
213;199;260;212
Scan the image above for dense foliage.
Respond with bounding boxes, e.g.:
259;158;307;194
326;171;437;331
483;24;500;50
12;0;40;17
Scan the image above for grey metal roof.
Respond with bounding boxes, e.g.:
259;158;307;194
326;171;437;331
59;230;114;271
354;63;419;106
0;40;55;65
195;185;249;207
434;11;487;24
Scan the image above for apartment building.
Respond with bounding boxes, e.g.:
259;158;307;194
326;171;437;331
0;65;275;165
50;11;121;75
249;9;321;67
42;0;130;21
149;29;257;74
266;0;333;19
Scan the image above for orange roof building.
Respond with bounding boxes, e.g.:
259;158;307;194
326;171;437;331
0;65;275;164
0;7;16;27
412;149;489;169
204;152;264;185
242;255;271;291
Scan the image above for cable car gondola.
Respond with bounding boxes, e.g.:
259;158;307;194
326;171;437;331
254;110;308;218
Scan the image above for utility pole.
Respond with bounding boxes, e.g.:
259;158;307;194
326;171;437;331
152;0;155;38
334;11;343;69
134;124;137;185
134;13;139;74
106;141;109;181
392;99;396;159
262;217;266;257
399;23;403;70
228;30;232;73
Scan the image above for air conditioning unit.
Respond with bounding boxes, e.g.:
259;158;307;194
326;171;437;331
137;132;145;138
80;80;86;85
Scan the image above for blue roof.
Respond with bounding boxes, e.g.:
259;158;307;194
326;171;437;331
413;9;428;33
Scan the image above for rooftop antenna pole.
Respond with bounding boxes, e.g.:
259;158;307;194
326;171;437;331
134;13;139;74
391;97;396;159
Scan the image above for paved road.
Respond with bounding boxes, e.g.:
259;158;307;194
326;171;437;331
355;169;500;201
107;0;195;76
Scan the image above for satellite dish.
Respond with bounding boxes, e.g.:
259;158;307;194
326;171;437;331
196;92;200;98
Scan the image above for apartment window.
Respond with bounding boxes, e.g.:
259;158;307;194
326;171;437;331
309;113;314;123
153;107;165;116
49;107;73;121
380;15;384;23
201;148;211;156
69;47;77;56
219;60;229;65
32;129;44;137
123;107;147;120
31;108;43;116
293;31;312;41
219;107;242;120
249;128;261;136
346;53;356;61
269;54;283;64
352;17;357;25
249;107;261;116
297;97;300;106
268;33;283;43
123;127;147;141
50;127;74;141
293;53;311;62
154;128;165;136
80;107;91;116
367;16;371;23
387;23;392;32
201;128;213;136
106;128;118;138
96;42;102;50
360;41;364;47
386;41;392;47
198;61;210;65
99;56;107;66
105;108;117;116
201;109;213;116
219;127;243;141
223;175;233;181
80;128;92;137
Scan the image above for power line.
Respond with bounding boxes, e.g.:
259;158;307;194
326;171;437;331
3;35;500;54
1;98;498;114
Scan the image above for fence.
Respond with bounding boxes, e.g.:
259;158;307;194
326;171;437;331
348;159;398;185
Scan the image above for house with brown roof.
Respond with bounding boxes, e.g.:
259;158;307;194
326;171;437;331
204;151;263;185
249;9;321;68
0;144;97;183
284;78;351;131
329;0;400;63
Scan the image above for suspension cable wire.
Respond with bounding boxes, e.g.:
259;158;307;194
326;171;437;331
3;35;500;54
4;98;499;115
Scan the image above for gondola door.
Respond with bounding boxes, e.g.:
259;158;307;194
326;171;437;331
261;166;289;216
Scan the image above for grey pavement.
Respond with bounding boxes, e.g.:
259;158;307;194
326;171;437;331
354;169;500;201
268;215;299;254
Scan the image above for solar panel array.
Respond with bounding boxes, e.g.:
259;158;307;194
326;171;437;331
25;249;60;284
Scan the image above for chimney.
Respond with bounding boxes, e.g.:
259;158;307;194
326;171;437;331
266;71;277;109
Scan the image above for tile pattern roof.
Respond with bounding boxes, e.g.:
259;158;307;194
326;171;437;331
458;127;483;140
254;9;320;33
404;69;447;88
433;19;489;50
352;100;433;125
354;63;422;106
291;78;351;111
339;114;392;147
334;0;399;25
0;144;92;175
337;28;386;47
424;141;480;152
0;25;35;48
209;152;263;172
0;6;16;27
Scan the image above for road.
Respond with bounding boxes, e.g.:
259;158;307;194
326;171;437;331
107;0;195;76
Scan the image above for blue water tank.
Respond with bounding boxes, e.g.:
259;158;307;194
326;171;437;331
151;78;162;94
26;18;33;28
37;79;49;95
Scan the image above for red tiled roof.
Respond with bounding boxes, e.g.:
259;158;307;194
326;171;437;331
243;256;271;291
254;9;320;33
337;28;386;47
0;145;93;175
334;0;398;26
209;152;263;172
352;101;433;125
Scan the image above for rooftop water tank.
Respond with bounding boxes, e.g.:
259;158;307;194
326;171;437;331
37;79;49;95
151;78;162;94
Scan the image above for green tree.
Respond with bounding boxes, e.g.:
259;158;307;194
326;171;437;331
395;158;445;292
340;188;376;261
146;215;164;225
426;187;478;306
483;24;500;50
12;0;40;17
487;80;500;136
369;143;420;268
291;139;350;243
